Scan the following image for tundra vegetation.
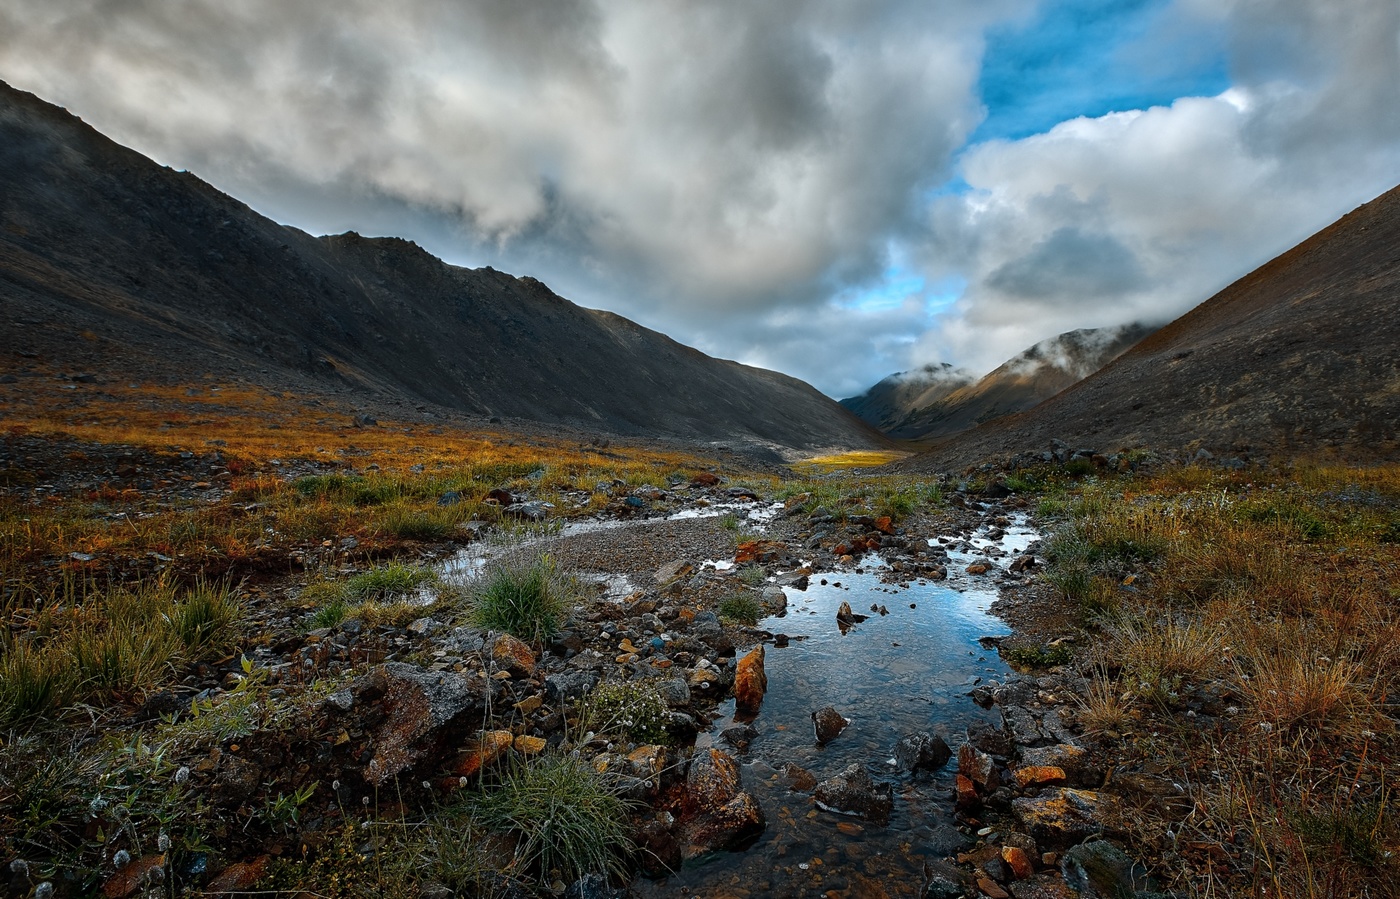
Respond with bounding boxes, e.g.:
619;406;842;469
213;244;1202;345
0;377;1396;896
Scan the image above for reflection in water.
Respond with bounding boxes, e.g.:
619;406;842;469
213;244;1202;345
634;558;1015;899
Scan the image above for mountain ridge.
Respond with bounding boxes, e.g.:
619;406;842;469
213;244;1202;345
0;80;887;457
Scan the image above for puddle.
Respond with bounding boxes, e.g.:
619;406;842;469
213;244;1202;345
632;547;1018;898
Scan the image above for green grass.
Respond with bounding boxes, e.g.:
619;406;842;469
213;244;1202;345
463;552;576;642
1004;644;1074;669
344;562;432;600
735;564;766;587
718;592;762;626
468;754;633;883
165;579;243;658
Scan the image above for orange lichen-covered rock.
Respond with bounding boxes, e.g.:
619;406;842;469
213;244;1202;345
955;773;980;812
1002;845;1036;879
679;748;765;859
734;645;768;712
204;856;269;898
1014;765;1068;788
513;734;546;755
491;633;537;678
735;540;786;564
449;730;514;781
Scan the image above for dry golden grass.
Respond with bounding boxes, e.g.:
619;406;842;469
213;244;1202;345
1045;463;1400;896
792;449;911;473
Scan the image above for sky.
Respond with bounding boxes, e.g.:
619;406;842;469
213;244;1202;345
1;0;1397;398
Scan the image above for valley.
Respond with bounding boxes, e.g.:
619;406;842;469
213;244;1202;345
2;79;1399;899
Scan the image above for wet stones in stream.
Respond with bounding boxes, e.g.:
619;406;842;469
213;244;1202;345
679;748;766;859
811;705;850;745
813;763;894;825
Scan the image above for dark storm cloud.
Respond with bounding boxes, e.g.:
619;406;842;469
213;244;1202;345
0;0;1396;392
986;228;1146;301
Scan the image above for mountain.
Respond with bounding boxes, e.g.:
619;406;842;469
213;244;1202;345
842;324;1152;441
902;184;1400;470
0;81;885;456
839;363;975;434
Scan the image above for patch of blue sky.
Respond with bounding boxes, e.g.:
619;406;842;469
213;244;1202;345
973;0;1230;143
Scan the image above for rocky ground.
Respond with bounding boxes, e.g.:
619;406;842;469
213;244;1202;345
2;433;1181;899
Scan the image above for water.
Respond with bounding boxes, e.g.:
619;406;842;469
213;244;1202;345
633;533;1023;899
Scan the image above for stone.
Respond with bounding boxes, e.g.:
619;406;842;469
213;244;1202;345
1060;840;1154;898
923;860;971;899
513;734;546;755
735;540;786;565
967;719;1016;757
203;856;269;897
680;749;765;859
959;743;1001;791
782;763;818;792
895;732;952;772
1012;789;1110;851
720;722;757;749
484;487;515;506
563;872;625;899
655;676;692;708
101;854;165;898
812;706;850;745
734;645;767;712
655;559;694;585
926;822;972;856
509;501;552;521
450;730;514;780
546;672;598;704
636;816;682;877
955;774;980;812
491;633;537;678
966;561;992;575
437;491;462;506
1009;554;1037;574
976;876;1011;898
690;472;720;487
814;763;894;825
1008;875;1079;899
353;663;485;785
1002;845;1035;879
1019;744;1099;787
627;745;667;780
1014;766;1068;789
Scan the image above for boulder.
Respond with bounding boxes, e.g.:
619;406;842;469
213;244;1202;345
812;706;850;745
814;764;894;825
959;743;1001;791
1012;789;1110;851
353;663;486;785
1061;840;1156;898
895;732;952;772
734;645;767;712
680;749;765;858
655;559;694;585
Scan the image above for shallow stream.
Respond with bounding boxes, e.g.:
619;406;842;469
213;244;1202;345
632;517;1039;898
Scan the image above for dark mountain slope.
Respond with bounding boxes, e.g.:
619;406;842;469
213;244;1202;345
903;184;1400;470
0;81;885;454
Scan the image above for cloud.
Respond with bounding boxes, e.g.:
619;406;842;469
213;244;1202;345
0;0;1396;396
914;0;1400;375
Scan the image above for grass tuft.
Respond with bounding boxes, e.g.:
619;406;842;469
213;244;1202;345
462;552;575;643
469;754;632;883
717;592;762;626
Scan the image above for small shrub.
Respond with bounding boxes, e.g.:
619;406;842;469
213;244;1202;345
1110;615;1224;682
1239;652;1363;735
718;593;762;626
580;680;671;744
469;754;632;883
465;553;575;642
